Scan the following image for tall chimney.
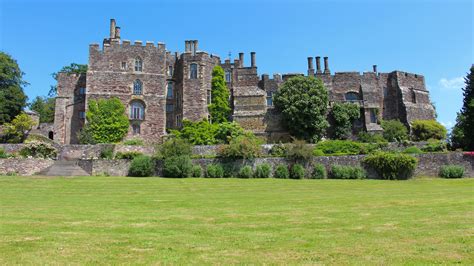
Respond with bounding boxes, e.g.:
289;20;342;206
324;57;330;74
373;65;377;73
316;56;322;73
307;57;314;76
193;40;199;52
239;53;244;67
185;41;190;52
115;27;121;39
110;19;116;39
250;52;256;67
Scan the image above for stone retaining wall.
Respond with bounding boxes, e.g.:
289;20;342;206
0;159;55;176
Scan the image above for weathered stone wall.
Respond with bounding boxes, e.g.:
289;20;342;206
0;159;55;175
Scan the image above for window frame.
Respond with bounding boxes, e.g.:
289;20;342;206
134;58;143;72
189;63;198;79
130;101;145;120
133;79;143;95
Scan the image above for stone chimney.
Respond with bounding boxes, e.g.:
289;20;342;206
316;56;322;73
373;65;377;73
307;57;314;76
239;53;244;67
185;41;190;52
110;19;116;39
115;27;121;39
250;52;256;68
324;57;330;74
193;40;199;52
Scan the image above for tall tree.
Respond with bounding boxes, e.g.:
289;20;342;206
29;96;55;123
208;66;231;124
0;52;28;124
330;102;360;140
274;76;329;142
451;65;474;150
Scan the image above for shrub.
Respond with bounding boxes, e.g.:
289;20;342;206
269;143;287;157
115;151;143;160
255;163;271;178
363;152;417;180
290;163;305;179
381;120;408;142
19;141;57;159
100;146;114;159
218;134;262;159
128;155;155;177
422;140;447;152
84;98;129;143
330;165;366;179
357;132;387;143
1;113;36;143
286;139;314;161
315;140;380;155
170;119;246;145
191;165;202;178
0;147;9;158
313;149;325;156
222;163;239;178
238;165;253;178
206;164;224;178
274;164;289;179
439;165;464;178
156;138;192;159
402;146;423;154
411;120;447;141
330;102;361;139
163;156;193;178
123;138;144;146
311;164;327;179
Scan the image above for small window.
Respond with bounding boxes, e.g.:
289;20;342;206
207;89;211;104
167;82;173;99
79;87;86;95
225;70;231;82
134;58;143;72
79;111;86;119
132;124;141;135
370;109;378;123
190;63;198;79
121;62;127;70
166;104;174;113
130;101;145;120
168;66;173;76
133;79;143;95
266;91;273;106
345;92;360;102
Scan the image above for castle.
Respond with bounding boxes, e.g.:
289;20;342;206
54;19;436;144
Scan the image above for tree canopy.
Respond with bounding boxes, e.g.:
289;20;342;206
0;52;28;124
1;112;36;143
29;96;55;123
208;66;231;123
451;65;474;150
330;102;360;139
273;76;329;142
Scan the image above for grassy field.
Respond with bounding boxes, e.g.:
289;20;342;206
0;176;473;264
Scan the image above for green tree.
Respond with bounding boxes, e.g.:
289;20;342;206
29;96;55;123
273;76;329;142
49;63;88;97
411;120;447;141
330;102;360;139
451;65;474;150
0;52;28;124
1;112;36;143
83;98;129;144
208;66;231;123
381;120;408;142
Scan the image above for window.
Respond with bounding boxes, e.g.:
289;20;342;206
168;66;173;76
190;63;198;79
166;120;172;128
166;104;174;113
133;79;143;95
121;62;127;70
79;87;86;95
207;89;211;104
176;114;183;127
132;124;141;135
370;109;378;123
167;82;173;99
134;58;142;72
225;70;231;82
345;92;360;102
79;111;86;119
130;101;145;120
266;91;273;106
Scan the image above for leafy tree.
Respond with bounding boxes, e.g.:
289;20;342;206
208;66;231;123
381;120;408;142
29;96;55;123
451;65;474;150
274;76;329;142
330;102;360;139
170;119;246;145
411;120;447;141
49;63;88;97
82;98;129;144
0;52;28;124
1;112;36;143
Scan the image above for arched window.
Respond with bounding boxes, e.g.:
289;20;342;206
134;58;143;72
167;82;173;99
225;70;232;82
190;63;198;79
133;79;143;95
345;92;360;102
130;101;145;120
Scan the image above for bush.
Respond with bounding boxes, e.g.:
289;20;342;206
290;163;305;179
439;165;464;178
269;143;287;157
123;138;144;146
163;156;193;178
357;132;387;143
128;155;155;177
381;120;408;142
0;147;9;158
206;164;224;178
238;165;253;178
402;146;423;154
156;138;192;159
411;120;447;141
1;113;36;143
286;139;314;161
19;141;57;159
191;165;202;178
255;163;271;178
115;151;143;160
330;102;360;140
422;140;447;152
315;140;381;156
363;152;417;180
330;165;366;179
100;146;114;159
274;164;290;179
84;98;129;143
170;120;246;145
218;134;262;159
311;164;327;179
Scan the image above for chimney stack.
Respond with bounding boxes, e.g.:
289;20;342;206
115;27;121;39
307;57;314;76
316;56;322;73
239;53;244;67
193;40;199;52
110;19;116;39
373;65;377;73
250;52;256;67
185;41;190;52
324;57;330;74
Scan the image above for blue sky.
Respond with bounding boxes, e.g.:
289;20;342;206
1;0;472;129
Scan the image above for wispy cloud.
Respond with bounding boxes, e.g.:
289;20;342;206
438;77;464;90
441;121;455;130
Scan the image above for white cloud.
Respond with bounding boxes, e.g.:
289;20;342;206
438;77;464;90
441;121;455;130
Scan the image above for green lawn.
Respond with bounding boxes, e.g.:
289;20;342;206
0;177;473;264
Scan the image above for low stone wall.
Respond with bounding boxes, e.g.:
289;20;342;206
0;159;55;175
90;159;131;176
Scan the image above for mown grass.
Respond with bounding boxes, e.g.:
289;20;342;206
0;176;472;264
